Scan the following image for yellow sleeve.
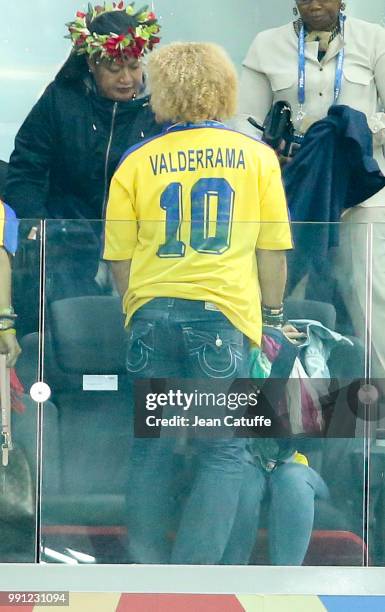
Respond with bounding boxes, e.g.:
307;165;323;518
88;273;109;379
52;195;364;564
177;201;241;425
256;154;293;251
103;174;138;261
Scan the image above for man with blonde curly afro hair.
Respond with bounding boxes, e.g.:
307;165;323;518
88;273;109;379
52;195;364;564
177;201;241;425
147;42;237;124
104;42;293;564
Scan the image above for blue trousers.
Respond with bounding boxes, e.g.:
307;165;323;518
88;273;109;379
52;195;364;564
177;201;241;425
221;458;329;565
125;298;250;564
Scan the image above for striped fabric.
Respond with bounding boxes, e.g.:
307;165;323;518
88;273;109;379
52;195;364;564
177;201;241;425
16;593;329;611
17;593;385;611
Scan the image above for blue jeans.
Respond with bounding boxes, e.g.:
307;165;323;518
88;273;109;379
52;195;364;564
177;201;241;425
125;298;250;564
221;458;329;566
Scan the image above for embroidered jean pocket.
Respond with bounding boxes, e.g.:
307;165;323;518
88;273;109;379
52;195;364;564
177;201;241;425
182;324;244;379
126;320;155;374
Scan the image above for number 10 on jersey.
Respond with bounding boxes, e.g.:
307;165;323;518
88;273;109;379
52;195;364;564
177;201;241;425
157;177;235;258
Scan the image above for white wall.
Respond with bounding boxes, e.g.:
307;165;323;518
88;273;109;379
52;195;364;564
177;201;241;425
1;1;384;161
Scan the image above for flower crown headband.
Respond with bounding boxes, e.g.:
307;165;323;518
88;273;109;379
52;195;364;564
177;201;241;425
66;2;161;60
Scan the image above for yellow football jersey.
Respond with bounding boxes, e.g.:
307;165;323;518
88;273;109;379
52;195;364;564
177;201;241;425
103;122;292;345
0;199;18;255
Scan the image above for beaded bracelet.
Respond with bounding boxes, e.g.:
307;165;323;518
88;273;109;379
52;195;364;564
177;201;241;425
0;317;16;331
262;304;284;328
0;307;17;330
0;328;16;335
0;307;17;321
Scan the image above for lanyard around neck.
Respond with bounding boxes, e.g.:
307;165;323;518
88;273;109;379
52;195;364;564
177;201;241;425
297;14;346;117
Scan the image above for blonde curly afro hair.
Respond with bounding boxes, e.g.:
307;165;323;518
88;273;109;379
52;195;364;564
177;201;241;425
147;42;238;124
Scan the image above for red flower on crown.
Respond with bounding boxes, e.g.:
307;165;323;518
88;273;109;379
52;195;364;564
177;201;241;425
135;36;146;49
129;35;146;58
75;34;88;46
103;34;126;58
67;3;161;59
148;36;160;50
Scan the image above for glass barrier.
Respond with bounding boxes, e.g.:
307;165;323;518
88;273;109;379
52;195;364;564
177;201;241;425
38;219;372;567
2;0;385;576
40;219;130;564
1;219;41;562
368;220;385;567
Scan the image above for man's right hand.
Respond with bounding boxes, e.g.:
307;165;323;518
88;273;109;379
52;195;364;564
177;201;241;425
277;140;293;167
282;324;307;345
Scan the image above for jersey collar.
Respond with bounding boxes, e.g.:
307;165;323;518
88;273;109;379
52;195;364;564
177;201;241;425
163;120;226;133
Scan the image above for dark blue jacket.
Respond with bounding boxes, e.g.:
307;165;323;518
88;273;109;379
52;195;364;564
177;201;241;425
4;79;161;221
283;105;385;261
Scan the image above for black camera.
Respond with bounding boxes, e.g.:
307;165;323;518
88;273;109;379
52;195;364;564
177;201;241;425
248;101;304;157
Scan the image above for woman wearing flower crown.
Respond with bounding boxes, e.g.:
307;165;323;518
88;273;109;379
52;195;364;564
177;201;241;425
4;2;161;300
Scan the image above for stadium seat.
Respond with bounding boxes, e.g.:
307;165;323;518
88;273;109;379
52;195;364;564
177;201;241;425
250;529;367;566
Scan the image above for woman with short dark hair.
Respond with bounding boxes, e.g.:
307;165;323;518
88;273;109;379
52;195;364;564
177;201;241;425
237;0;385;380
